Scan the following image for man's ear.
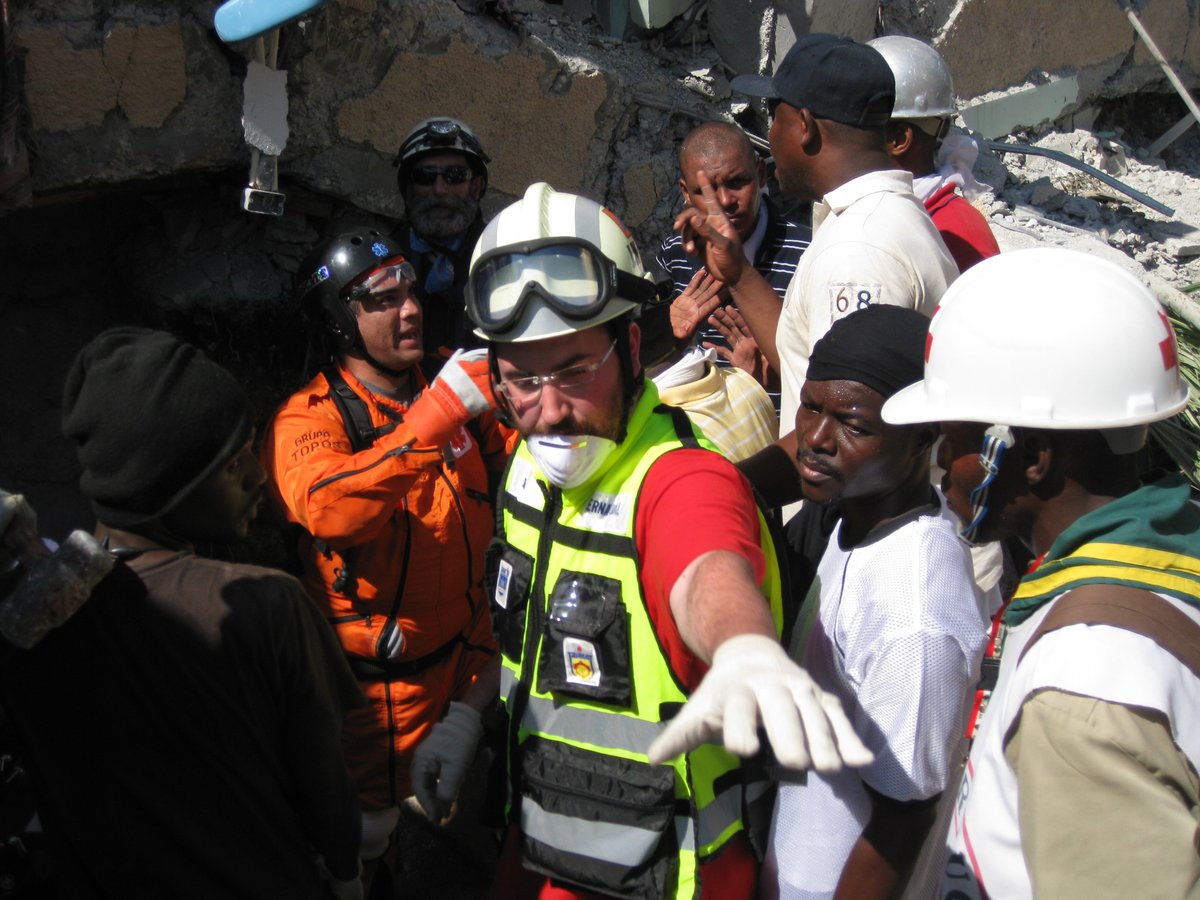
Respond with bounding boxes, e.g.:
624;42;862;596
755;154;767;187
884;121;913;157
915;423;940;455
469;176;485;201
795;108;823;153
677;177;693;206
1021;430;1054;486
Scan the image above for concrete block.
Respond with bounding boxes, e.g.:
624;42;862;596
16;28;114;131
1151;221;1200;258
709;0;770;78
879;0;957;39
335;38;609;196
103;23;187;128
959;77;1081;139
1131;0;1190;70
622;162;659;228
938;0;1131;99
15;22;186;133
806;0;877;41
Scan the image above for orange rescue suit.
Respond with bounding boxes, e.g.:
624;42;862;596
263;363;511;809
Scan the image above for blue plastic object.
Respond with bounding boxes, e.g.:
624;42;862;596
214;0;326;43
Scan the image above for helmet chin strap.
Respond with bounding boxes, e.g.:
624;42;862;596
961;424;1014;544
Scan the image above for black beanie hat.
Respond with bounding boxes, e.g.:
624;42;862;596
806;305;928;399
62;327;252;528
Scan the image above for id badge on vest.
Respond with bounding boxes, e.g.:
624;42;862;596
537;570;632;706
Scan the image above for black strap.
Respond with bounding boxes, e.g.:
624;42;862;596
322;366;399;453
346;634;462;681
1018;583;1200;678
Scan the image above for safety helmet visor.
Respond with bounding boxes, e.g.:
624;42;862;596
468;238;655;335
345;256;418;302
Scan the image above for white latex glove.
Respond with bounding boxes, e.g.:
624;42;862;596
647;634;874;772
316;855;363;900
410;701;483;823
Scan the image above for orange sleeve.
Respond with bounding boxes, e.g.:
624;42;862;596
262;374;450;550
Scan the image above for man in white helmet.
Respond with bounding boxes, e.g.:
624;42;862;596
468;182;872;900
867;36;999;273
881;248;1200;899
393;117;492;355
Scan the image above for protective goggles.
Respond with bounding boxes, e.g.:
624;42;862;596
345;256;418;302
410;165;472;187
467;238;658;335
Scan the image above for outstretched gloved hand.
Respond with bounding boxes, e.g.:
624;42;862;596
647;634;874;772
410;701;484;824
405;348;496;447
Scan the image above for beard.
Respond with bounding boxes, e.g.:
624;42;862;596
407;191;479;242
526;374;641;446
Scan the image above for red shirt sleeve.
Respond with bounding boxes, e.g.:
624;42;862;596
635;449;766;691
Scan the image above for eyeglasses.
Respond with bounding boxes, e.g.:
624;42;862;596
497;341;617;401
410;165;472;187
345;257;418;301
467;238;658;336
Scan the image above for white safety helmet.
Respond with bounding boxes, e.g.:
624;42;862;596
884;247;1189;542
883;247;1190;431
467;182;656;343
867;35;956;121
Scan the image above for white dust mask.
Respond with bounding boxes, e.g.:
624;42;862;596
526;433;617;489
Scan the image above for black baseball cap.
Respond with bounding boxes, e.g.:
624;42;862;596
732;33;895;129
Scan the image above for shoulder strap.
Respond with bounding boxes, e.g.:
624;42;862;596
659;402;702;449
322;365;397;453
1017;583;1200;678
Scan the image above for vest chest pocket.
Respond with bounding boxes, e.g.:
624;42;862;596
485;538;534;660
536;570;632;706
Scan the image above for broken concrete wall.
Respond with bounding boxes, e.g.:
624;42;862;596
710;0;1200;129
12;1;618;220
13;0;1200;234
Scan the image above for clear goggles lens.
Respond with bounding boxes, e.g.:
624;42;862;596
471;243;610;330
347;258;418;300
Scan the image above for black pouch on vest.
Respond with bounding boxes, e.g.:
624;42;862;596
485;538;534;660
519;736;679;899
535;570;631;706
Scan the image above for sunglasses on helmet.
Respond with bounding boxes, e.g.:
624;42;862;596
345;256;418;301
467;238;658;335
409;165;473;187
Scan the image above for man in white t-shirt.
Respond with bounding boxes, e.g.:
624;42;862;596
763;305;987;900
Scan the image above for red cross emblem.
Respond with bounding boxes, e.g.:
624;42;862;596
1158;310;1179;372
925;306;942;362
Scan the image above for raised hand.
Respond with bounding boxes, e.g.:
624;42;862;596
706;305;771;386
671;268;726;343
673;170;748;287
